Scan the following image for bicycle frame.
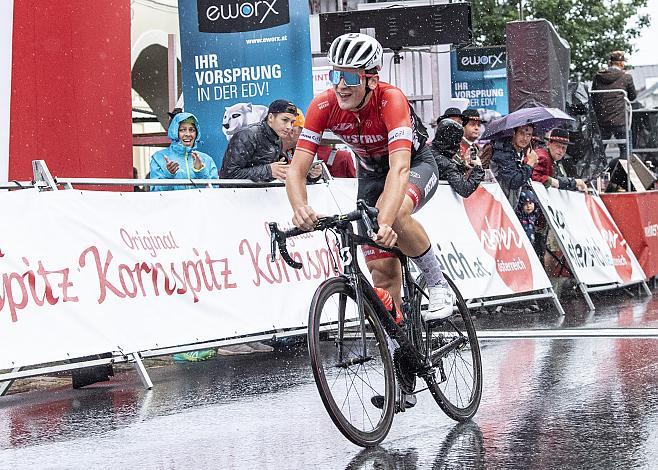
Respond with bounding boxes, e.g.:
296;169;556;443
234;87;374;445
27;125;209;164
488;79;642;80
269;202;468;375
330;220;432;375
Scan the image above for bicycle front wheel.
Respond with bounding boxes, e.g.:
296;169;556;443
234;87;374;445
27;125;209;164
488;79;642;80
421;274;482;421
308;277;395;447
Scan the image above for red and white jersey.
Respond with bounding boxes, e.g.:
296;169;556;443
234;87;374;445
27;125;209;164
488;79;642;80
297;82;426;173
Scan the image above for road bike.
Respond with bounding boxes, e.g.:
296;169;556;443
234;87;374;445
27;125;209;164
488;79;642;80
269;200;482;447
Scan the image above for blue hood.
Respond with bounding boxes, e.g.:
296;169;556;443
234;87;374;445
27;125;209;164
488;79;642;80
168;112;201;152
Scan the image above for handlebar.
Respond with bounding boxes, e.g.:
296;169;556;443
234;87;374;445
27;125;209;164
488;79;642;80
269;199;379;269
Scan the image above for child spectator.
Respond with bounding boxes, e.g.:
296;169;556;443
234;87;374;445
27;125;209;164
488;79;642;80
516;189;539;245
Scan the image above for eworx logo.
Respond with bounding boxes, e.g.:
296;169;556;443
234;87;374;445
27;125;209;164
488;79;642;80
198;0;290;33
457;47;507;72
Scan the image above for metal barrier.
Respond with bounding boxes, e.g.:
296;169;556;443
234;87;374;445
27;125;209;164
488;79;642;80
0;160;331;396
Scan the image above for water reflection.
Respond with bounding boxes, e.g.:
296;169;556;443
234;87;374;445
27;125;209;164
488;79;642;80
344;423;484;470
1;346;312;450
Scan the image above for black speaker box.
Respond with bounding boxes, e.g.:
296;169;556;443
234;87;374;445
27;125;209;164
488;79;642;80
318;4;472;52
506;20;570;112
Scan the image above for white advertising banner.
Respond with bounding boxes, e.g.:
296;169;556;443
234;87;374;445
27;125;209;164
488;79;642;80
333;179;552;298
0;0;13;182
0;180;551;371
0;185;350;370
532;182;646;286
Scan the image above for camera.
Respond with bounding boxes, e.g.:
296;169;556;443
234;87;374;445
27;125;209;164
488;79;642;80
469;146;478;161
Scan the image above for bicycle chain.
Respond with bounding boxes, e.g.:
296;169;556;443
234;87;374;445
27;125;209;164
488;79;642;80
393;348;416;395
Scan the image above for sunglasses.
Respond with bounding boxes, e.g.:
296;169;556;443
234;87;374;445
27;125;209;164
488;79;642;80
328;70;374;87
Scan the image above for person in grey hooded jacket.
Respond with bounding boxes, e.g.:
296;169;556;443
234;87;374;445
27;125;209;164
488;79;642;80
220;100;298;182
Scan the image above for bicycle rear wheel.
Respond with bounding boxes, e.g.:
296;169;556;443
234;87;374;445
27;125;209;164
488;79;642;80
308;277;395;447
419;274;482;421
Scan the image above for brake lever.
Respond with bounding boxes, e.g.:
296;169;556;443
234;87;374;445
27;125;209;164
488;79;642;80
268;222;303;269
356;199;380;238
269;222;278;262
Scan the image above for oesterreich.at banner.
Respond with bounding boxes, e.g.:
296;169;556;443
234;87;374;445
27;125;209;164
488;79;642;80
413;183;550;298
532;182;645;286
178;0;314;167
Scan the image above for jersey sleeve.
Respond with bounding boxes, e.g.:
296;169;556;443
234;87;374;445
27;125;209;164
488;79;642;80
296;91;332;156
380;88;413;153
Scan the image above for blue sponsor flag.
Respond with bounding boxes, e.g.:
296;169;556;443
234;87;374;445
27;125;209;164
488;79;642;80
178;0;313;167
451;46;508;117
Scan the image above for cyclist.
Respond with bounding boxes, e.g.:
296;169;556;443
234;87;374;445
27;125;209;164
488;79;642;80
286;33;454;321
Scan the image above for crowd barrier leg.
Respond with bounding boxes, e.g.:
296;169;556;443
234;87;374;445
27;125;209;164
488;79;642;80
578;283;596;311
546;287;566;316
0;367;20;397
641;280;653;297
131;353;153;390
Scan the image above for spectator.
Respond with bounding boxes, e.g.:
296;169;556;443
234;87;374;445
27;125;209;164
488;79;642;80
530;128;587;266
281;110;323;182
459;109;483;162
149;112;218;192
149;112;220;361
431;118;484;198
591;50;636;159
220;100;300;355
436;107;464;125
489;124;538;205
515;190;540;247
532;128;588;192
220;99;297;182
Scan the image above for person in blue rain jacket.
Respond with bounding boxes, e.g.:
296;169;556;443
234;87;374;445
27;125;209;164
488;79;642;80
149;112;218;191
149;111;218;362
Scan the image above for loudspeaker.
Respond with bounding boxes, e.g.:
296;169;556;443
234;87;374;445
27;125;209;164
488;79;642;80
506;20;570;112
318;4;472;52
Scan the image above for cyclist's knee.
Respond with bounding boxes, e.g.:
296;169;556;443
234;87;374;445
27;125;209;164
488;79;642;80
367;258;401;290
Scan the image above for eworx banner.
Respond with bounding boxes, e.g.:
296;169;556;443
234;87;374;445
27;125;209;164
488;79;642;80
450;46;508;117
532;182;646;286
0;184;350;370
178;0;313;168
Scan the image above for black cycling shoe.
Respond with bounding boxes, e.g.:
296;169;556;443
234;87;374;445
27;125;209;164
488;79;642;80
371;393;417;410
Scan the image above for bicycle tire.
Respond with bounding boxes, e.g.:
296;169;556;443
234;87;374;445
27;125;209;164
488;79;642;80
308;276;396;447
421;274;482;421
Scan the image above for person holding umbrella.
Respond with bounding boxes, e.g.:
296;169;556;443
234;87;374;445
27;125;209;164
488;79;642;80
489;124;539;205
483;106;574;205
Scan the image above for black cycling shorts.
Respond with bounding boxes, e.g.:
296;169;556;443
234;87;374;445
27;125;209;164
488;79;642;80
357;145;439;262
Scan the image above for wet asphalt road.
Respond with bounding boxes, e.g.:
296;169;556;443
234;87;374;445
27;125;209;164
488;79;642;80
1;286;658;469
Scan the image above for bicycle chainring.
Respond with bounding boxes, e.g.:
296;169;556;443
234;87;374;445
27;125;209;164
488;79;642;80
393;348;416;395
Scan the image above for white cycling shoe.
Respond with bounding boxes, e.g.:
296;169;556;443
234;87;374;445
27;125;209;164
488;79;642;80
423;284;455;321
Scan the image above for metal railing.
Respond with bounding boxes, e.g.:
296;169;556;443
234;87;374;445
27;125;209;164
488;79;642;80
1;161;333;193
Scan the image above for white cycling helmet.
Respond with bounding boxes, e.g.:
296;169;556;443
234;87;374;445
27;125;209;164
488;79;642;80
327;33;383;71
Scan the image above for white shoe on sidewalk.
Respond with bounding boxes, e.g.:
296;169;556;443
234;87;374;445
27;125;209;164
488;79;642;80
424;284;455;321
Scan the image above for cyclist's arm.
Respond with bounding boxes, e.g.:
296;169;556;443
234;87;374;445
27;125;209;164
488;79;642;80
286;95;329;229
377;88;414;228
287;148;318;229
